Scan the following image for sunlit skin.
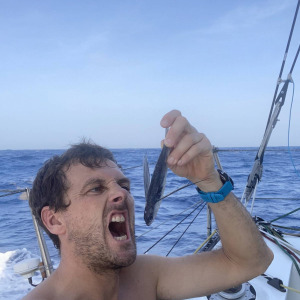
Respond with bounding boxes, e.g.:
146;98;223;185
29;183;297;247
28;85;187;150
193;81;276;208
28;162;138;300
61;161;137;272
23;110;273;300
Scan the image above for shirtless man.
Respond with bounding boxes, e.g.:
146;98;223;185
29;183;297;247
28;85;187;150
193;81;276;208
25;110;273;300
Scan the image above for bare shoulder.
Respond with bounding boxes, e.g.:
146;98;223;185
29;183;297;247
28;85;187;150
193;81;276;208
119;253;213;299
119;254;165;299
120;254;163;278
22;289;48;300
21;277;55;300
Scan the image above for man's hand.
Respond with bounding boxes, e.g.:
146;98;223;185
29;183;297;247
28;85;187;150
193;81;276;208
161;110;222;192
126;110;273;300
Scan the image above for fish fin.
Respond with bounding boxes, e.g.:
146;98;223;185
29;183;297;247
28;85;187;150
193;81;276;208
19;192;29;201
143;153;150;199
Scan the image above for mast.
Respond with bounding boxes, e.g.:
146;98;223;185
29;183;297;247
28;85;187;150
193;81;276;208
242;0;300;208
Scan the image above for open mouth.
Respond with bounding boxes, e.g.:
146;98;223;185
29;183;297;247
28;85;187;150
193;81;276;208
109;213;128;241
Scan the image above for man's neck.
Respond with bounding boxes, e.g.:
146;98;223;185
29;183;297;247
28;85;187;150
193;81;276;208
51;254;120;300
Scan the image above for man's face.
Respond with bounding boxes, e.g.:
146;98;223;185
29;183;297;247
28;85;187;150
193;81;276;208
61;160;136;274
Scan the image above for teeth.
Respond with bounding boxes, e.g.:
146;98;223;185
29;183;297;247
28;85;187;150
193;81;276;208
114;235;127;241
111;214;125;222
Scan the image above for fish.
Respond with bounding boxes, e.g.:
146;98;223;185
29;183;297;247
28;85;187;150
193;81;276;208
144;143;170;226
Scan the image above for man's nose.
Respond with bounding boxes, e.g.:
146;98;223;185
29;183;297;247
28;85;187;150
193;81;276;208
109;184;127;203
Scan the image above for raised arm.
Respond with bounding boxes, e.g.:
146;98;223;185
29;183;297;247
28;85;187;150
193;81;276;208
154;110;273;299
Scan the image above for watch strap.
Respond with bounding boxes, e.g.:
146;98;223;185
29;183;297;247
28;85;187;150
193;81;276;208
196;170;234;203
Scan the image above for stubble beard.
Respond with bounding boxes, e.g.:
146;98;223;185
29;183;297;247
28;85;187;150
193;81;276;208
67;216;137;275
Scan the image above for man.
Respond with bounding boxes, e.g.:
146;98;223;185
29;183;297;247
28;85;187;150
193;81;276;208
25;110;273;300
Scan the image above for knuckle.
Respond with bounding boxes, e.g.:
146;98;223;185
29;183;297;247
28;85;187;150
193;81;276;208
179;116;188;124
172;109;182;116
182;152;191;163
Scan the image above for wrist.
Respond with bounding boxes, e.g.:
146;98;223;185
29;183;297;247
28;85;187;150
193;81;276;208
196;169;234;204
194;170;223;192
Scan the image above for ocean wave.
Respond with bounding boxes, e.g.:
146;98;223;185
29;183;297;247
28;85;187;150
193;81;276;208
0;248;38;300
0;148;299;298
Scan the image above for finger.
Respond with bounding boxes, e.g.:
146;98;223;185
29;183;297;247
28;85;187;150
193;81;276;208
167;132;207;165
164;116;196;148
160;109;182;128
170;141;213;182
177;135;212;167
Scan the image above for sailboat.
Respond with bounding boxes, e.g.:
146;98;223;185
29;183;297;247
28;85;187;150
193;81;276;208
143;0;300;298
6;1;300;299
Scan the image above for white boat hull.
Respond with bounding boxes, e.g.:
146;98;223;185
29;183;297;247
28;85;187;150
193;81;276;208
187;235;300;300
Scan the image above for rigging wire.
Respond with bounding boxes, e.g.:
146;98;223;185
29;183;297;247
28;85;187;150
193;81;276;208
270;207;300;223
255;197;300;200
0;189;27;197
136;200;204;240
166;204;204;256
265;0;300;133
242;1;300;207
143;201;205;254
122;164;143;171
288;82;300;179
137;198;300;241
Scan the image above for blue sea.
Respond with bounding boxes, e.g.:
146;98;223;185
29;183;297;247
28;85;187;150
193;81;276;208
0;147;300;299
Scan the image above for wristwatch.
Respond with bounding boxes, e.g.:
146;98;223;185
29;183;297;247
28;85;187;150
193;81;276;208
196;169;234;203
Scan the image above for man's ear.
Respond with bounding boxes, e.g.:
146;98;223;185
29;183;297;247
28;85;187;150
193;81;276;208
41;206;66;236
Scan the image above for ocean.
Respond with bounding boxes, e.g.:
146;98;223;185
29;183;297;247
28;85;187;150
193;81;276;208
0;147;299;299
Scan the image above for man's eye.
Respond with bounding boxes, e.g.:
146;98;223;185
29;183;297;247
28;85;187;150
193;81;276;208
89;186;105;193
121;185;131;192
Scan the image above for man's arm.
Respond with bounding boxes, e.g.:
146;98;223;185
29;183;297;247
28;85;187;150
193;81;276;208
152;110;273;299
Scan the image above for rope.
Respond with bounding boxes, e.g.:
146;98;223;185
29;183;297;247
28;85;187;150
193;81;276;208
281;284;300;294
260;229;300;256
261;274;300;294
261;225;300;276
270;207;300;223
194;229;217;254
271;224;300;232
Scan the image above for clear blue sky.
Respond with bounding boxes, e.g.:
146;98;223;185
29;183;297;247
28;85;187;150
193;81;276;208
1;0;299;149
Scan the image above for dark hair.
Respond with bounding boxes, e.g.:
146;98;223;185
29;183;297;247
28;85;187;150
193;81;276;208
29;141;117;250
